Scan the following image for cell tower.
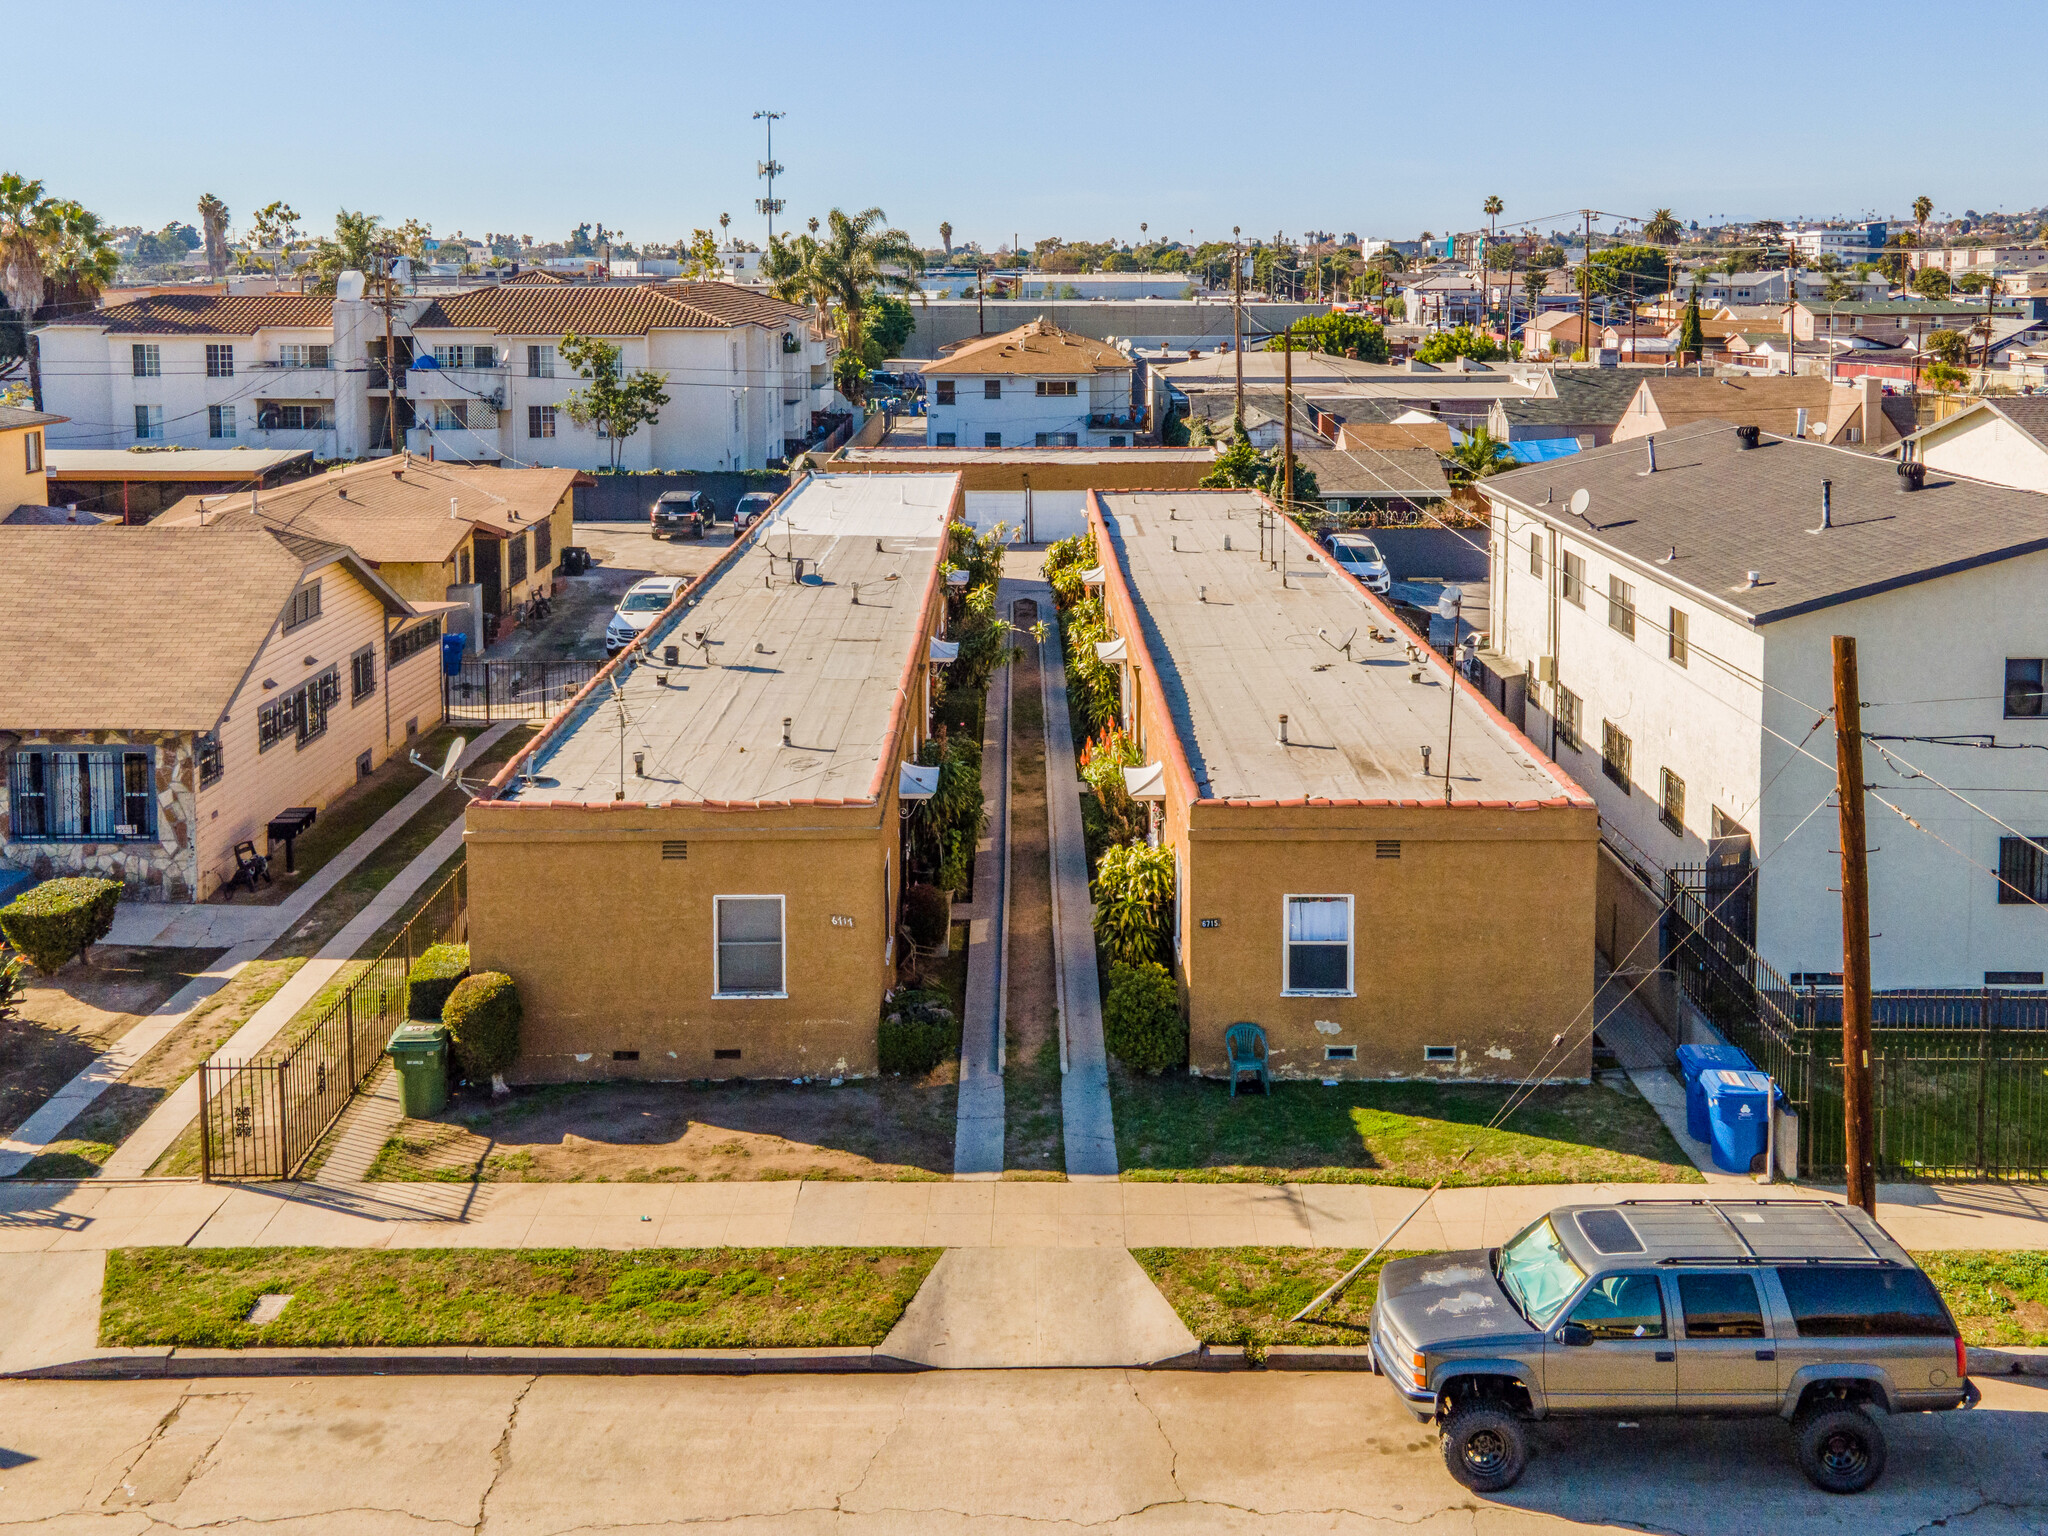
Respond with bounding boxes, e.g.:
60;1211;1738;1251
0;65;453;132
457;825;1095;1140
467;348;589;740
753;110;786;244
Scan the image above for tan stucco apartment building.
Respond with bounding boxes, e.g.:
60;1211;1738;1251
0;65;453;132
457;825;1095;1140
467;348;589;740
1089;489;1598;1082
0;521;447;901
465;472;962;1081
0;403;63;515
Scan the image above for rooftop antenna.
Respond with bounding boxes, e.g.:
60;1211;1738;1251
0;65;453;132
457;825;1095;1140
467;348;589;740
408;734;467;781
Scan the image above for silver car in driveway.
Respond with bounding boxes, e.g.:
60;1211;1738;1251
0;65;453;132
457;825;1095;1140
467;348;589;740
1322;532;1391;593
1370;1198;1975;1495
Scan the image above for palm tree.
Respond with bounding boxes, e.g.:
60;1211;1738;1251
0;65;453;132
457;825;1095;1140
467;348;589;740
1446;429;1516;484
0;177;113;407
1645;208;1681;245
0;173;50;328
813;206;925;384
42;202;118;308
1484;195;1504;250
718;211;730;245
1913;195;1933;235
312;209;388;295
197;193;230;278
763;231;829;314
938;220;952;257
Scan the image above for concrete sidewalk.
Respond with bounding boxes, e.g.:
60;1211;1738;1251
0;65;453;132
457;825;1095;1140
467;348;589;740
1038;606;1117;1178
0;724;512;1179
7;1175;2044;1256
952;616;1010;1179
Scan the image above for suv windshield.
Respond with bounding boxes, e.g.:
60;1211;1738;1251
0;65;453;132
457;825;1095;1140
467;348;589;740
1496;1218;1586;1327
620;590;670;612
1333;538;1381;562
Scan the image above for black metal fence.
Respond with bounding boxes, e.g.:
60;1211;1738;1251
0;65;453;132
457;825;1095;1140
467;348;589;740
443;659;600;722
198;866;467;1181
1664;873;2048;1180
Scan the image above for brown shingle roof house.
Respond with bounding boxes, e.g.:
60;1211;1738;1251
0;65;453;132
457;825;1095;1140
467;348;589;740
924;317;1129;377
0;522;448;901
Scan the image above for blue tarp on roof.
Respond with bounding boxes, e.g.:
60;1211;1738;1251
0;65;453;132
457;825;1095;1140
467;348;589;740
1504;437;1584;463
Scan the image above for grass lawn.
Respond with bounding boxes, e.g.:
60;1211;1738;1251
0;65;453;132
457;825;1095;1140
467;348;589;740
100;1245;939;1350
1134;1247;1422;1357
1916;1251;2048;1348
1112;1069;1703;1186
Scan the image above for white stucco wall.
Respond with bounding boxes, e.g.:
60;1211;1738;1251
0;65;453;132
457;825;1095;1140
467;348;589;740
1916;413;2048;493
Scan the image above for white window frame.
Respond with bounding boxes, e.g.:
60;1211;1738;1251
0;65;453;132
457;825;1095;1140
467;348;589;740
132;343;160;378
1282;893;1354;998
527;344;555;379
135;404;164;440
712;893;787;999
208;404;236;440
528;404;556;439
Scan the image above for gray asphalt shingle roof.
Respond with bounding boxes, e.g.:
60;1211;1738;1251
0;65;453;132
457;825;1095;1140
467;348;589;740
1483;419;2048;625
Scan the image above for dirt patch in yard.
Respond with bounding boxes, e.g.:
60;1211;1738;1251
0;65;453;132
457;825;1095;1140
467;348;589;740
1003;612;1064;1176
0;946;224;1141
367;1073;961;1183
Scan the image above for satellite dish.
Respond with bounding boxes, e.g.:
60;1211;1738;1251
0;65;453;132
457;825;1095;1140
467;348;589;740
438;736;465;781
1568;488;1591;518
1436;585;1465;619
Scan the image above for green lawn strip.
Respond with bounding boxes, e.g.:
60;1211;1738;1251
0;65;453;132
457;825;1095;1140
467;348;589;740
1112;1072;1703;1186
101;1246;940;1350
1134;1246;1421;1358
1914;1250;2048;1349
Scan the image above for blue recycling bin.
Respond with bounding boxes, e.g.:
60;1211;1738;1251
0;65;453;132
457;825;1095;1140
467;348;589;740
440;631;468;676
1703;1069;1773;1174
1679;1043;1755;1141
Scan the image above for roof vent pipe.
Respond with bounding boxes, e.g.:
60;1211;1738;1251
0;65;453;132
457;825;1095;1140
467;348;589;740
782;717;792;746
1745;570;1762;588
1898;460;1926;493
1277;713;1289;744
1736;425;1760;449
1816;479;1833;531
1795;407;1810;439
1641;435;1657;475
450;497;459;520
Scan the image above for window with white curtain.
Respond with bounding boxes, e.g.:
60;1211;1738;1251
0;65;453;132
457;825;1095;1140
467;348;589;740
1284;894;1352;995
714;895;785;996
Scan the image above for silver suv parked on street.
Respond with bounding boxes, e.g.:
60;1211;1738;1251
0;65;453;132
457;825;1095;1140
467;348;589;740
1370;1198;1975;1495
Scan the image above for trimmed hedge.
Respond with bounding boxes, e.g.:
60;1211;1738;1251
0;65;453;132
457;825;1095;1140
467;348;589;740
406;943;470;1022
903;885;949;952
879;987;959;1076
443;971;522;1082
0;877;122;974
1103;961;1186;1073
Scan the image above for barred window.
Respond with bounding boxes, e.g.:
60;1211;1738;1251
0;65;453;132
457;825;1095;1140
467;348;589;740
388;617;443;667
984;379;1001;399
533;517;552;570
508;531;528;586
197;731;224;788
6;748;156;840
282;581;321;632
934;380;956;405
205;344;234;378
1997;835;2048;905
350;645;375;703
1602;720;1632;793
1660;767;1685;835
1555;685;1582;751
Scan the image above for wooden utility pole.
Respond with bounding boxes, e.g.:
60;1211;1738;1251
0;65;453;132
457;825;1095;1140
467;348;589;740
1831;635;1878;1216
1581;209;1594;358
1232;226;1244;427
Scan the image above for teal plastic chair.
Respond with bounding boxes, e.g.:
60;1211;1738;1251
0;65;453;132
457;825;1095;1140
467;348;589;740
1225;1023;1270;1097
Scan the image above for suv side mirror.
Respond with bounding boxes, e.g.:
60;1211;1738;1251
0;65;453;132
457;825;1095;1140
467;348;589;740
1555;1322;1594;1347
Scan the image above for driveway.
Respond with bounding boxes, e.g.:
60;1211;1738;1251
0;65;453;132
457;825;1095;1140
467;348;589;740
485;520;736;662
3;1369;2041;1531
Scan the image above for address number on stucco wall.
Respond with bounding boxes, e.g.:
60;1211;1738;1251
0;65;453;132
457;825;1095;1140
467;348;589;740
830;914;855;928
1199;918;1221;928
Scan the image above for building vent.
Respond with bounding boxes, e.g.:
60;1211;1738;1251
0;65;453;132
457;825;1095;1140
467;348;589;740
1375;840;1401;859
1736;425;1760;449
1898;460;1926;493
1324;1045;1357;1061
714;1048;742;1060
662;840;689;860
612;1050;640;1062
1424;1045;1457;1063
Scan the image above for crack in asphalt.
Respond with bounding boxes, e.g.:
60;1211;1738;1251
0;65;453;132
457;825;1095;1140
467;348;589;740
472;1375;536;1536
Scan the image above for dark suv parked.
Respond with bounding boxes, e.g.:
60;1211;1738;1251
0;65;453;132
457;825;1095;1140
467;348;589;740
651;490;711;539
1370;1198;1975;1495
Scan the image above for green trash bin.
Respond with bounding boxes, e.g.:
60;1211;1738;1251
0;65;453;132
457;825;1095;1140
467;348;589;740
387;1022;450;1118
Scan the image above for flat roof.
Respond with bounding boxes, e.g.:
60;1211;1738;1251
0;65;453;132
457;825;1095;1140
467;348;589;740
499;473;955;807
838;446;1213;466
45;447;314;480
1095;491;1583;807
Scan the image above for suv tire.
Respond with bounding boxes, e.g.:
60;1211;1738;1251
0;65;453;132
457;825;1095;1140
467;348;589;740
1796;1405;1887;1494
1440;1403;1528;1493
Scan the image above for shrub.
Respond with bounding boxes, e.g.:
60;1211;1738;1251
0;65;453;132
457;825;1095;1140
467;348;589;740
903;884;950;952
443;971;522;1091
406;943;470;1022
0;955;25;1023
0;877;121;974
1103;961;1185;1073
1093;841;1176;969
879;986;959;1075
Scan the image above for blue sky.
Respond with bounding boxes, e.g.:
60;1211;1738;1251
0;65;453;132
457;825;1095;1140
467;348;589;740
10;0;2038;252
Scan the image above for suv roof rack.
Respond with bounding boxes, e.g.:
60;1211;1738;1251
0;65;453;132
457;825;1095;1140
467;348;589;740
1655;1255;1898;1267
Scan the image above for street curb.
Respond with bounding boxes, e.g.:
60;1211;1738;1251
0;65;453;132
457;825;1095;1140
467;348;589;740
9;1342;1258;1380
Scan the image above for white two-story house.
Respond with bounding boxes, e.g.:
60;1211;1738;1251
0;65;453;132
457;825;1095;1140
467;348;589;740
1481;422;2048;991
34;279;841;473
920;319;1139;448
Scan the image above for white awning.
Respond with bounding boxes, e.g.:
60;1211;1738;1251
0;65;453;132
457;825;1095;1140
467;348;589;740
1081;565;1107;587
1122;762;1167;801
899;762;941;801
1094;637;1127;663
928;638;960;664
946;569;971;587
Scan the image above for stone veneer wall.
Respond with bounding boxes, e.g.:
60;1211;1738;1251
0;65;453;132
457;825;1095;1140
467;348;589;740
0;730;200;902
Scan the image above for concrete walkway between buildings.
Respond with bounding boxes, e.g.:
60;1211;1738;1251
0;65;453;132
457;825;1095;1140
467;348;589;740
1038;604;1117;1178
1594;961;1755;1188
8;1175;2043;1257
0;725;513;1179
951;616;1010;1179
881;1248;1196;1368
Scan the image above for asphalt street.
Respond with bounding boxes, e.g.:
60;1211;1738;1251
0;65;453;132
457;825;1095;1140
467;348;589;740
2;1369;2043;1533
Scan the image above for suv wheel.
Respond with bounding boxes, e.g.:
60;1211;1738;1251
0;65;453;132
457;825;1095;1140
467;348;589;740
1796;1405;1887;1494
1440;1403;1528;1493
